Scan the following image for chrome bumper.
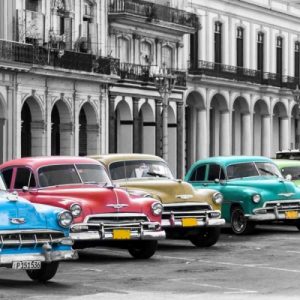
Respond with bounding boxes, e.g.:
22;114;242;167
70;222;166;241
162;218;225;228
0;249;78;266
248;212;300;221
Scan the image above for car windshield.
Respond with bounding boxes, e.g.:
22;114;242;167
280;166;300;180
226;162;282;179
38;164;111;187
109;160;174;180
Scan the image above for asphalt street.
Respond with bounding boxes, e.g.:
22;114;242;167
1;225;300;300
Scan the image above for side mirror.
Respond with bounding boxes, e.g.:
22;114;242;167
22;186;29;192
285;174;292;181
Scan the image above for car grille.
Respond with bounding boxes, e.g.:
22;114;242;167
162;203;212;220
0;230;65;249
264;200;300;212
87;213;149;224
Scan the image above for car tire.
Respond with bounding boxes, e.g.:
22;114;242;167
231;206;255;235
189;227;220;247
128;240;158;259
26;262;59;282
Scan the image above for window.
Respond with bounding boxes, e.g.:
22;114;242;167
257;32;264;72
118;37;130;63
214;22;222;64
14;168;36;189
189;165;206;182
208;164;224;181
237;27;244;68
295;41;300;78
141;42;151;66
276;37;283;75
25;0;39;12
162;46;172;68
2;168;13;189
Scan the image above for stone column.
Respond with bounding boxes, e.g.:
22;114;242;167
108;94;116;153
31;121;46;156
6;86;13;160
155;99;162;157
242;113;252;155
280;117;289;151
132;97;141;153
196;109;208;159
0;118;7;163
73;91;79;156
176;101;184;179
262;114;271;157
220;110;230;156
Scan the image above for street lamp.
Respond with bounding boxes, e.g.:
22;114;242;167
150;65;177;161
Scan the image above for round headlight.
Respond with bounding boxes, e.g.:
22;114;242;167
252;194;261;203
58;211;73;228
151;202;163;216
212;192;223;205
70;203;82;217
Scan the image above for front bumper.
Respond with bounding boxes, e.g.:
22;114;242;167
161;217;225;228
0;248;78;266
70;222;166;241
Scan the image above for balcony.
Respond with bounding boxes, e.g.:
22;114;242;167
118;62;186;87
0;39;118;76
189;60;299;90
108;0;198;34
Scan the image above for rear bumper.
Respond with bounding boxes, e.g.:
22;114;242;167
0;249;77;266
70;222;166;241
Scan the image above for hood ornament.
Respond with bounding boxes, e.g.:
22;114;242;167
10;218;26;225
176;194;193;200
106;203;128;209
278;193;295;197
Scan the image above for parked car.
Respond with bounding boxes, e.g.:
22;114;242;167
185;156;300;234
91;154;225;247
273;159;300;186
275;149;300;160
0;173;76;282
0;157;165;259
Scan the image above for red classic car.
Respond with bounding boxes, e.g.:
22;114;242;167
0;157;165;259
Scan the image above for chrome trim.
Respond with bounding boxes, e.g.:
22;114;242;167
162;202;210;207
162;218;225;228
83;213;150;222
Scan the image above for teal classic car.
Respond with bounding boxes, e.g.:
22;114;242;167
273;159;300;186
185;156;300;234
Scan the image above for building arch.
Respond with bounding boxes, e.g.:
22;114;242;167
78;102;99;156
21;96;44;157
51;99;72;155
232;96;251;155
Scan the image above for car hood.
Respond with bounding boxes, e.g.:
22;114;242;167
0;192;47;230
116;179;215;204
227;177;300;200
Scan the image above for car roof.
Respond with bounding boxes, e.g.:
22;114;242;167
192;156;273;168
0;156;101;170
273;159;300;167
90;153;166;165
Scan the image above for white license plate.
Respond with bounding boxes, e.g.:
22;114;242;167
12;261;41;270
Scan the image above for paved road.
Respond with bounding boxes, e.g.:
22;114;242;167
1;225;300;300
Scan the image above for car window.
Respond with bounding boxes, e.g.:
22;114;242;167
14;167;36;189
2;168;13;188
208;164;224;181
227;162;258;179
189;165;206;182
76;164;111;185
256;162;282;178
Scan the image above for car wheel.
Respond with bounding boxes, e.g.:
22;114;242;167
189;227;220;247
128;240;158;259
26;262;59;282
231;206;255;235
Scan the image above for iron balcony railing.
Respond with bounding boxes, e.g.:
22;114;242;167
189;60;300;90
118;62;187;87
0;39;118;75
109;0;198;29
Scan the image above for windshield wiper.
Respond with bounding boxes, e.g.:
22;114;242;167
258;168;278;177
146;171;167;178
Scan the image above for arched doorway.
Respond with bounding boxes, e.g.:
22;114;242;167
209;94;229;156
51;100;72;155
232;97;250;155
291;105;300;149
115;100;133;153
139;102;155;154
79;102;98;156
21;96;44;157
253;99;270;156
272;102;288;155
185;91;206;169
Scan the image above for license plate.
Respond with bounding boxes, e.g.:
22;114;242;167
285;211;298;219
182;218;198;227
12;261;41;270
113;229;131;240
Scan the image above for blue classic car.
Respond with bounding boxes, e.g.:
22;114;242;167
0;174;77;281
185;156;300;234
